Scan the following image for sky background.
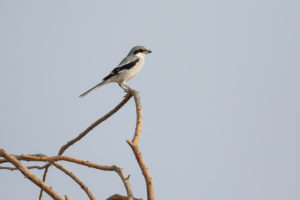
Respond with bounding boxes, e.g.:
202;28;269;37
0;0;299;200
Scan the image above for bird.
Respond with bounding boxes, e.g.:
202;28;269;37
79;46;152;98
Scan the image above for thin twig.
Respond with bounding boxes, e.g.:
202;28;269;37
0;148;64;200
39;166;50;200
114;167;134;200
0;161;96;200
58;93;132;155
53;162;96;200
11;154;117;170
0;157;48;165
0;165;46;170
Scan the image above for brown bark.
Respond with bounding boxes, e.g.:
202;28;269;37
39;93;132;200
0;148;64;200
53;162;96;200
1;88;154;200
126;88;154;200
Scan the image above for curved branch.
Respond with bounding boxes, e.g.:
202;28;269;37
126;140;153;200
114;167;134;200
126;88;154;200
130;90;143;144
0;148;64;200
8;154;117;170
58;93;132;155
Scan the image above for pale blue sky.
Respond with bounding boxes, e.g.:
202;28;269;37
0;0;299;200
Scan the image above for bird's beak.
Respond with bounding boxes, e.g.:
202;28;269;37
145;49;152;54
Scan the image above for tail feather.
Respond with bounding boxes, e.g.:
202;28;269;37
79;82;104;98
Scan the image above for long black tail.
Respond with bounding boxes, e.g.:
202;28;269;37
79;82;104;98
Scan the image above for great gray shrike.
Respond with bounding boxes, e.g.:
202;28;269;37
79;46;151;97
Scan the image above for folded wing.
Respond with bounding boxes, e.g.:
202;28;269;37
103;58;140;81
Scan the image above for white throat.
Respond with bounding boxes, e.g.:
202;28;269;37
135;52;146;59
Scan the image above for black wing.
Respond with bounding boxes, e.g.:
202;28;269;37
103;58;140;81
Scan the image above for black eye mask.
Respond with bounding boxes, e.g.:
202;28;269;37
133;49;145;55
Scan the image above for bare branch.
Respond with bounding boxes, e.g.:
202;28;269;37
0;161;96;200
39;93;132;200
1;88;153;200
53;162;96;200
0;165;46;170
1;153;137;199
8;154;116;170
0;157;96;200
58;93;132;155
126;88;154;200
130;90;143;144
39;165;50;200
0;148;64;200
114;167;134;200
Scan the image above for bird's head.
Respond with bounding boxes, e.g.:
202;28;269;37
129;46;152;58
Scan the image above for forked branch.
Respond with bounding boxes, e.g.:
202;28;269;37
0;148;64;200
126;88;154;200
1;88;154;200
39;93;132;199
53;162;96;200
1;153;136;200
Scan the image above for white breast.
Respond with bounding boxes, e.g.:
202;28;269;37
119;58;144;82
110;53;146;84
